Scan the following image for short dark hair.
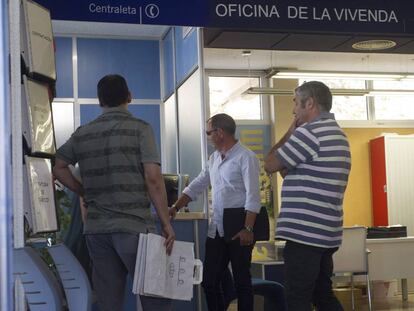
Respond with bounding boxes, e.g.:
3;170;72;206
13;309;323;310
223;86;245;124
295;81;332;112
208;113;236;135
97;74;130;107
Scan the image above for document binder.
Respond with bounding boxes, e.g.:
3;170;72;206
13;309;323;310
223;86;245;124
223;206;270;242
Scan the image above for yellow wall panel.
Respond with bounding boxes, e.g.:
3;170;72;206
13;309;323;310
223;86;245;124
342;128;414;227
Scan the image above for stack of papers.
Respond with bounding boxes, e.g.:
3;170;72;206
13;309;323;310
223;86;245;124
133;233;202;301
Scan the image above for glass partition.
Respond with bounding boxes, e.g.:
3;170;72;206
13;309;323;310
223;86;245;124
51;101;74;148
163;94;178;174
177;69;204;212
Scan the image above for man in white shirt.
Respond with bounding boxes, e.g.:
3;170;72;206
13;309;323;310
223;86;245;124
170;113;261;311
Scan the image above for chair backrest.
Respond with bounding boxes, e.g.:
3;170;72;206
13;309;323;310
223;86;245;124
48;243;92;311
333;226;367;274
13;247;64;311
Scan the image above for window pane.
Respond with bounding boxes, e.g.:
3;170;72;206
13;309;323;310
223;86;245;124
373;80;414;90
299;78;365;89
52;101;74;148
375;96;414;120
331;96;368;120
209;76;261;120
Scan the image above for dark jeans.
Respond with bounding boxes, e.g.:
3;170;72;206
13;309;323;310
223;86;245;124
85;233;171;311
202;234;254;311
283;240;344;311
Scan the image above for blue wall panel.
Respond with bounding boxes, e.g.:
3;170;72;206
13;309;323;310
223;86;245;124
161;29;174;99
174;27;198;85
77;38;160;99
80;104;161;154
54;37;73;98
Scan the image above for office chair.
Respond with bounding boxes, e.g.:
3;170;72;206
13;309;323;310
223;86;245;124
252;278;286;311
333;226;372;311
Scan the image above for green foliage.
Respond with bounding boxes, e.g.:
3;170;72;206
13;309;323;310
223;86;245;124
259;168;274;218
55;188;73;242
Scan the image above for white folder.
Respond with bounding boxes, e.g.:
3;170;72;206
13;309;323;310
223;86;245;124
133;233;202;301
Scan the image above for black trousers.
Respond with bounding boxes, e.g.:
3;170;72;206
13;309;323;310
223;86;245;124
202;234;254;311
283;240;344;311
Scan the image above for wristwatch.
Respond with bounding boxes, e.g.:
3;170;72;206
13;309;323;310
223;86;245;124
244;225;253;233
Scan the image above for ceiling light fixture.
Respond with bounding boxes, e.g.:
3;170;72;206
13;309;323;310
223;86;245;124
244;87;293;95
367;90;414;96
352;40;396;51
271;69;406;80
244;87;368;96
241;50;252;57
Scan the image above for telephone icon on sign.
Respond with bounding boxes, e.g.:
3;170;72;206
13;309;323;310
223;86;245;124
145;4;159;18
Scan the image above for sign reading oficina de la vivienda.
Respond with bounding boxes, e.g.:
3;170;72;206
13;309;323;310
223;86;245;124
35;0;414;35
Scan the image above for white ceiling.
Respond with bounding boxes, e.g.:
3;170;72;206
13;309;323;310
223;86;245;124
52;20;168;39
204;48;414;74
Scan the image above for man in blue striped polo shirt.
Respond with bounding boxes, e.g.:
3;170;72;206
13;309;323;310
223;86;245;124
264;81;351;311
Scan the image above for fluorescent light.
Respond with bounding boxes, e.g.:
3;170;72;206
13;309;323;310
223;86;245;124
245;87;367;96
245;87;293;95
368;90;414;96
332;89;368;96
272;70;406;80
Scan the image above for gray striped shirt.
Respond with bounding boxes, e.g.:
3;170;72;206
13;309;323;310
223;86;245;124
275;112;351;248
56;107;159;235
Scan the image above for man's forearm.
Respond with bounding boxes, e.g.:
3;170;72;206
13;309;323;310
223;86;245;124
173;194;192;211
244;211;257;228
53;166;84;196
264;128;293;174
146;174;171;227
267;128;292;157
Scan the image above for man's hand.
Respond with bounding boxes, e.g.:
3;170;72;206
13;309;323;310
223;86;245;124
280;168;289;178
232;229;254;246
162;223;175;255
168;195;191;220
169;206;177;219
288;116;300;134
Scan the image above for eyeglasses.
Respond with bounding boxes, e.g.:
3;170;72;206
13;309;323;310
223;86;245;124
206;128;218;136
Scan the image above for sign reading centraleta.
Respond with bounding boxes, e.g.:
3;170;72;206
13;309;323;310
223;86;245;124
35;0;414;35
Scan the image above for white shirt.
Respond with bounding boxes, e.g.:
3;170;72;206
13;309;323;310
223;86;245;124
183;141;261;238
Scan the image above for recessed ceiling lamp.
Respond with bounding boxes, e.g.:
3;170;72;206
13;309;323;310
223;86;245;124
241;50;252;57
352;39;396;51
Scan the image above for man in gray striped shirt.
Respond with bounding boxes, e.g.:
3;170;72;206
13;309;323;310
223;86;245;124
264;81;350;311
53;74;175;311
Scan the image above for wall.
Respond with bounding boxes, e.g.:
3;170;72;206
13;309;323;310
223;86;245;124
54;36;161;149
343;128;414;227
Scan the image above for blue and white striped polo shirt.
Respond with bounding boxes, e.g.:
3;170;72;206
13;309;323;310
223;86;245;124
275;112;351;248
